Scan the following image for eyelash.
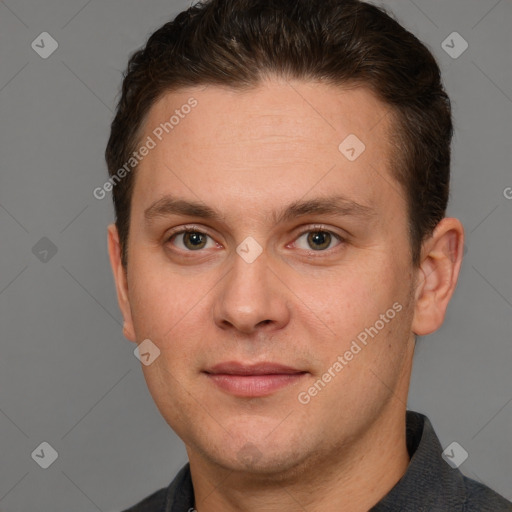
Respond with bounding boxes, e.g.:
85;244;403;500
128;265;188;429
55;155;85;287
165;225;345;255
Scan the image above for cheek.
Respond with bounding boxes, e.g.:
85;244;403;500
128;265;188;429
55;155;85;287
305;259;409;352
127;258;191;341
301;265;388;327
127;259;217;376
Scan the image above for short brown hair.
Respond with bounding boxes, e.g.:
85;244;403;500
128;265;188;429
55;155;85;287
105;0;452;267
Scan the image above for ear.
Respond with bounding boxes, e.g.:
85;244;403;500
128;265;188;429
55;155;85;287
412;217;464;336
107;224;137;343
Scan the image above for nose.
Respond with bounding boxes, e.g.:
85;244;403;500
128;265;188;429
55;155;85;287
213;247;291;335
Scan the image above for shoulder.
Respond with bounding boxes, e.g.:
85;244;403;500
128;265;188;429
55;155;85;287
120;486;167;512
119;463;192;512
462;475;512;511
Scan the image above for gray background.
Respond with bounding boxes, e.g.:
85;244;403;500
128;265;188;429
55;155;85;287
0;0;510;510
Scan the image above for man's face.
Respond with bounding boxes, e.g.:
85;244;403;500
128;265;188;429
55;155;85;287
115;80;419;474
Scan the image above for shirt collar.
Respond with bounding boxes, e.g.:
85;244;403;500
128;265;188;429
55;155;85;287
370;411;466;511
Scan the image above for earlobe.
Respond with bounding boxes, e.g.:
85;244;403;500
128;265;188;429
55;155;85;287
412;218;464;336
107;224;137;343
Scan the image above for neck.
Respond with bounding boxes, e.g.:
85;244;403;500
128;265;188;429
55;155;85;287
188;405;411;512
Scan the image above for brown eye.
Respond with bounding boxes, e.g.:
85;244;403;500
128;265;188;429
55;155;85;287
294;230;342;252
307;231;332;250
170;230;214;251
183;232;207;250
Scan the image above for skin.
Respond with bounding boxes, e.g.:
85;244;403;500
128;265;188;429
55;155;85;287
108;78;464;512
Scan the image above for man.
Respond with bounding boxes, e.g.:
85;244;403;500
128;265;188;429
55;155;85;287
105;0;512;510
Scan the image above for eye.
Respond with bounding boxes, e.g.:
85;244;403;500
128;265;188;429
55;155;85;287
294;229;343;251
168;229;217;251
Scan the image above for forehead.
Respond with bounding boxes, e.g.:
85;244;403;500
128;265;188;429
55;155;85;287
143;80;391;153
131;79;405;223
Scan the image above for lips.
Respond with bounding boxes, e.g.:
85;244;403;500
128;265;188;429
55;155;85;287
206;361;304;375
203;361;307;397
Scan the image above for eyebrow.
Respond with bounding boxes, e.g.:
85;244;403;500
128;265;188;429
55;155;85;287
144;194;377;225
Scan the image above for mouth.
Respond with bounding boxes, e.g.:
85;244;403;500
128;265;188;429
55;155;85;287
203;361;308;397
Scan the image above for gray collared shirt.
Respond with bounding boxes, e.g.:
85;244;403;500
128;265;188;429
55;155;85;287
123;411;512;511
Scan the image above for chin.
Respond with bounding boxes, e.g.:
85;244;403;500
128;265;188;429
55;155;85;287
203;437;312;480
